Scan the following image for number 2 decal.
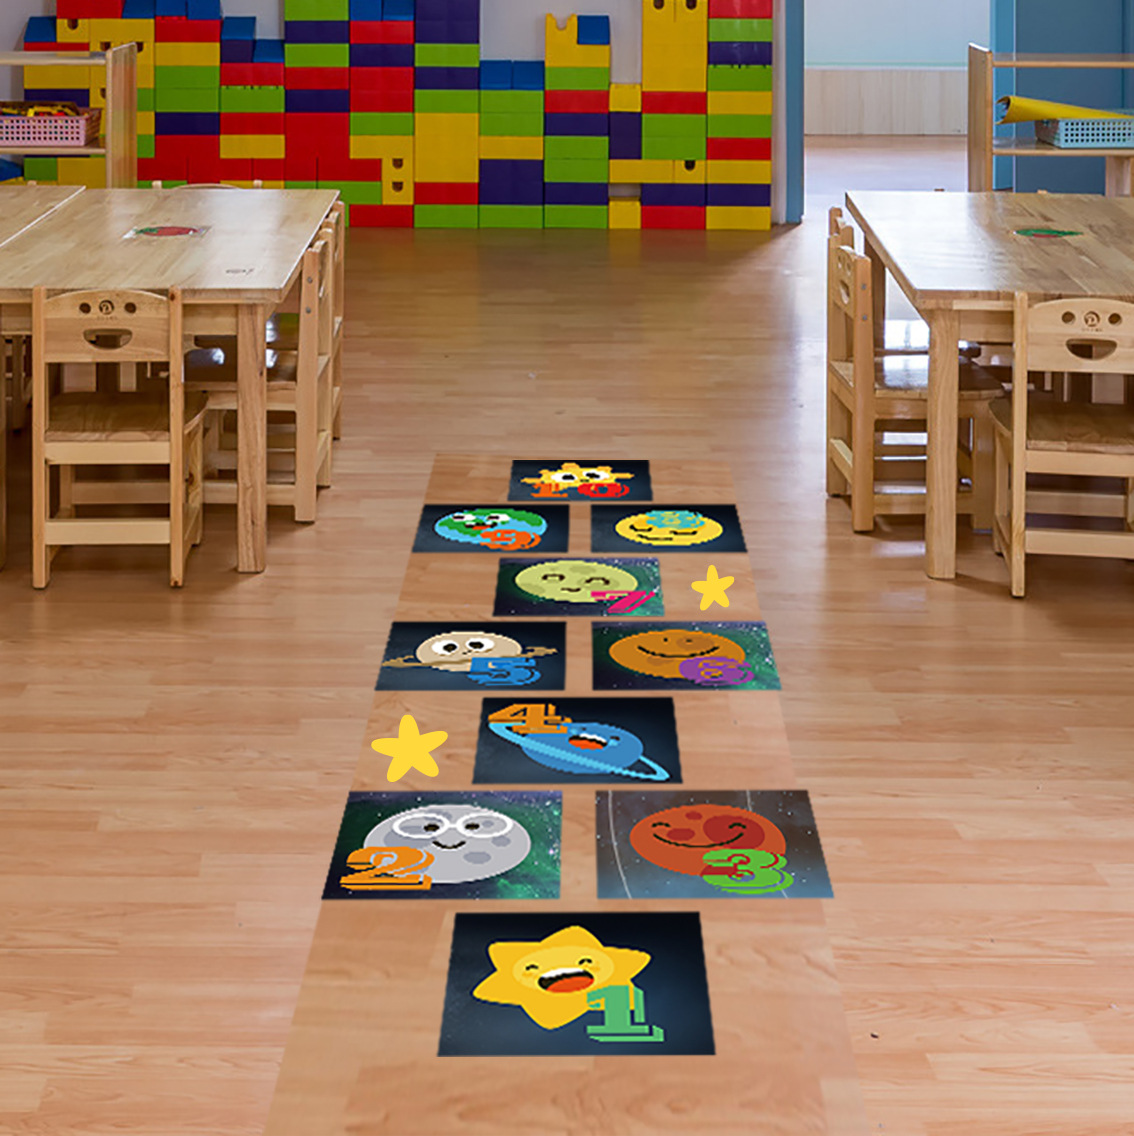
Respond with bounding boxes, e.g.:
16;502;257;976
340;845;435;891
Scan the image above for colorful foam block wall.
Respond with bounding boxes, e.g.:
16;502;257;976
21;0;772;229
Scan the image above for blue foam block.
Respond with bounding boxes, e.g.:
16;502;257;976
222;16;256;40
707;42;772;66
383;0;415;20
155;0;188;16
576;15;610;46
187;0;223;17
286;89;351;113
351;43;414;67
284;20;350;44
24;17;56;43
122;0;157;15
253;39;285;63
609;133;641;161
544;182;608;206
20;87;90;103
414;66;479;90
155;112;221;136
221;41;254;62
479;60;512;90
642;183;706;207
512;61;544;90
350;0;384;16
706;182;771;207
545;112;609;137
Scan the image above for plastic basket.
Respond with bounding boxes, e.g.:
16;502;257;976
0;103;101;148
1036;112;1134;149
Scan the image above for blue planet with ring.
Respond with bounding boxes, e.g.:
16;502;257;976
489;720;670;781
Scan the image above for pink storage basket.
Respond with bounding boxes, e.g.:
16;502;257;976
0;103;101;148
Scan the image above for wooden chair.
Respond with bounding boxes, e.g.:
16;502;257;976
826;229;1004;532
31;287;207;587
150;180;263;189
186;234;335;522
992;293;1134;597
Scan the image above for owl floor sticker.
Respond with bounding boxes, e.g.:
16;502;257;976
508;460;652;502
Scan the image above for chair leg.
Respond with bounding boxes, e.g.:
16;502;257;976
1009;457;1027;599
32;455;50;589
850;405;875;533
294;384;318;525
170;447;185;590
188;421;205;548
992;429;1008;557
58;466;75;519
825;386;849;496
10;337;28;432
970;415;995;532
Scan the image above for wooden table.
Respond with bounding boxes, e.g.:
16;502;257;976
845;190;1134;579
0;187;340;572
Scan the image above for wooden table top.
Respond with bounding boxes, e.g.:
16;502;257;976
845;190;1134;310
0;188;339;304
0;185;83;249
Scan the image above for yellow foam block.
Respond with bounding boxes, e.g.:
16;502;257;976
610;83;642;112
56;19;89;43
708;90;772;116
673;159;706;184
479;134;543;160
89;19;154;47
706;160;772;184
257;179;285;189
642;0;706;92
706;205;771;231
383;153;413;180
56;156;104;188
24;65;91;90
350;135;414;162
220;135;285;160
610;158;675;183
415;112;479;181
382;171;414;204
609;197;641;229
545;14;611;70
154;42;219;67
138;110;154;136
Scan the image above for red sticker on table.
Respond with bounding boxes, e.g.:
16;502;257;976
132;225;204;237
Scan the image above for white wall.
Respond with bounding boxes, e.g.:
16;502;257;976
806;0;990;68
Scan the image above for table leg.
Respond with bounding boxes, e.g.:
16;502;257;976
1104;156;1133;197
926;309;960;580
237;303;267;573
864;235;887;352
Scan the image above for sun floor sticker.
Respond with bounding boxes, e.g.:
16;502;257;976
411;504;569;553
591;504;747;554
508;460;652;502
592;621;780;692
493;557;664;618
473;697;682;784
322;791;561;900
376;622;566;690
438;912;714;1056
595;790;833;900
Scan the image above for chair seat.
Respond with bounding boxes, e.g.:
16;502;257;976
46;391;208;441
830;357;1005;400
990;398;1134;454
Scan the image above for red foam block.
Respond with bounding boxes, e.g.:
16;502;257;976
252;158;286;180
642;91;707;114
350;204;413;227
221;63;285;85
708;0;772;15
706;136;771;160
544;89;609;114
350;65;414;92
350;21;415;44
350;88;414;112
58;0;121;16
216;158;252;180
414;182;478;205
156;18;221;42
318;156;384;182
641;205;707;230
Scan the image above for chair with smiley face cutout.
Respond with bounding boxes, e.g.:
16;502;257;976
30;287;207;588
992;294;1134;597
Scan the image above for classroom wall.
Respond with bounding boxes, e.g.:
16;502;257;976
0;0;51;99
805;0;991;133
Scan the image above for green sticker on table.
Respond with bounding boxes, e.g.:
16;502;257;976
1014;227;1082;238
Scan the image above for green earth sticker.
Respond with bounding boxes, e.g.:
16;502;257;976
1014;227;1082;238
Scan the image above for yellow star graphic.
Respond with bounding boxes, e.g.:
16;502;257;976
691;564;734;611
371;714;447;783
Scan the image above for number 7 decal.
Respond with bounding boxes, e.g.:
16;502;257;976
590;589;658;615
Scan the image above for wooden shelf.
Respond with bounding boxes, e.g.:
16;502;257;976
992;137;1134;160
969;44;1134;196
0;44;135;188
0;146;106;156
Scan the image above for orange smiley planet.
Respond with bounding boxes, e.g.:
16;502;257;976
608;628;746;679
629;805;787;876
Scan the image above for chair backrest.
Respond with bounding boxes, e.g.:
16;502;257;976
827;227;874;415
33;289;178;366
1016;294;1134;376
828;204;854;249
151;180;263;190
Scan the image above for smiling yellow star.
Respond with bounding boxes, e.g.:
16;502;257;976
371;714;447;783
691;564;734;611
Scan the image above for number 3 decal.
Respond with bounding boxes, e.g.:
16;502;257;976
340;845;435;891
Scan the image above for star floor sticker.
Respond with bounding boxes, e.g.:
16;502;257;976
691;564;734;611
372;714;447;783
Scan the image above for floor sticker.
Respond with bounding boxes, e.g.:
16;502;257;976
376;623;566;690
592;621;780;691
474;697;682;784
412;505;569;553
596;790;832;900
438;912;714;1055
372;713;447;782
591;504;747;553
323;791;561;900
493;557;664;618
508;460;652;502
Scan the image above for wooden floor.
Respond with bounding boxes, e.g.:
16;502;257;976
3;138;1133;1135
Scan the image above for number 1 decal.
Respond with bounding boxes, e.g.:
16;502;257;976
590;589;658;615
